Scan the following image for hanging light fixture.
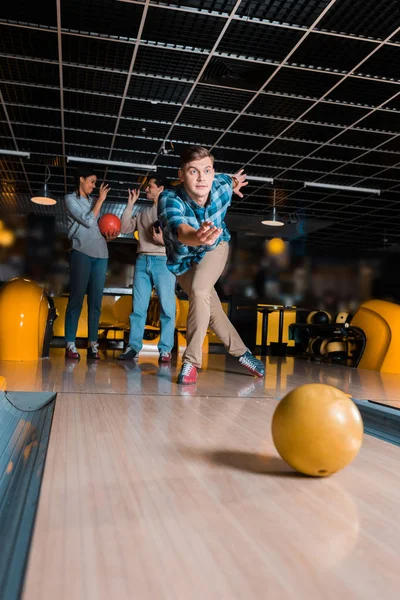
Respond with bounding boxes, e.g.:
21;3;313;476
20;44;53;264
304;181;380;195
31;166;57;205
262;189;284;227
67;156;157;171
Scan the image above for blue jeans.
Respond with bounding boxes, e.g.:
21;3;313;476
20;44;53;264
128;255;176;353
65;250;108;343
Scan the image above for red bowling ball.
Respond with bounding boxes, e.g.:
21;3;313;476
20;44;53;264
98;213;121;237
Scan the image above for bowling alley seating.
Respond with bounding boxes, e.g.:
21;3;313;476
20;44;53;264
292;299;400;374
53;291;222;352
175;297;208;355
350;299;400;374
255;303;297;355
289;309;366;367
0;277;58;361
100;291;171;352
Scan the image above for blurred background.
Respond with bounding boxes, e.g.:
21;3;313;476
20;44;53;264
0;203;389;314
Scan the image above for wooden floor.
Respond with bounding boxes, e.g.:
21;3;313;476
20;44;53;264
2;350;399;599
2;348;400;405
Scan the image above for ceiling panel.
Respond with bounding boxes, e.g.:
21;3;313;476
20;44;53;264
317;0;400;39
1;0;400;251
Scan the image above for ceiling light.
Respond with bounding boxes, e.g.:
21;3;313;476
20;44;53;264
31;166;57;206
262;190;284;227
67;157;157;171
304;181;381;195
0;149;30;158
215;173;274;184
262;206;284;227
246;175;274;183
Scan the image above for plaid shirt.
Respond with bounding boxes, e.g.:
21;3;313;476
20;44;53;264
158;173;233;275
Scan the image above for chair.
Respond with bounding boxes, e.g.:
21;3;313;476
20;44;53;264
351;299;400;373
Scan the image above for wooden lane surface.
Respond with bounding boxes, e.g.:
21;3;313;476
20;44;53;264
22;391;400;600
2;351;400;407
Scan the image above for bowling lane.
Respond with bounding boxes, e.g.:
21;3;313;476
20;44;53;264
2;349;400;407
22;390;400;600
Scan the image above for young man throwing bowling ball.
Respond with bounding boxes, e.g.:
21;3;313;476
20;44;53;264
158;146;265;384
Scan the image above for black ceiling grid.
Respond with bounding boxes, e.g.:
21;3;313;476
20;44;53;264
1;0;400;251
228;49;400;237
209;17;400;214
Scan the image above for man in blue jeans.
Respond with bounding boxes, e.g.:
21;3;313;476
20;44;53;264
117;177;176;362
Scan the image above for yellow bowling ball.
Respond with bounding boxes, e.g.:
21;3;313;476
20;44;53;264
271;383;363;477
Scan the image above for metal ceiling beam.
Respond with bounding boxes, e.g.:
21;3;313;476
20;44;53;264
10;127;393;169
67;156;157;170
7;132;400;191
8;160;400;189
0;89;32;196
4;51;400;115
7;73;400;124
151;0;243;166
0;149;30;157
56;0;67;195
232;23;400;211
279;92;400;208
2;8;400;236
303;151;400;222
4;100;400;159
248;34;400;216
116;1;400;48
104;0;151;179
3;39;400;90
211;1;393;155
2;12;400;50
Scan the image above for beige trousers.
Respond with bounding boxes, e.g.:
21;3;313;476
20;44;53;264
177;242;247;368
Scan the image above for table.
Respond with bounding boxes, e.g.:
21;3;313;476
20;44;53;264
256;306;311;356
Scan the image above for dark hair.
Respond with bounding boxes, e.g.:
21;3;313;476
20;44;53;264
74;167;97;197
180;146;214;168
148;176;170;189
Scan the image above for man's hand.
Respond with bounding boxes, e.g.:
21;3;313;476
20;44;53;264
232;169;248;198
196;221;222;246
104;228;119;241
151;226;164;245
98;182;111;203
127;188;140;207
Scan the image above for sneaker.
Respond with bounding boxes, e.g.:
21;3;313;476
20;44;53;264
159;351;172;363
117;346;138;361
177;362;198;384
238;351;265;378
65;343;80;360
87;343;100;360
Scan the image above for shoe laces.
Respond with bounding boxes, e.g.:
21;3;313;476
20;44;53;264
90;342;99;354
67;343;78;354
239;351;254;367
181;362;195;375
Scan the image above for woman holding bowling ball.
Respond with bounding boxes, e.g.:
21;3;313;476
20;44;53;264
64;167;119;360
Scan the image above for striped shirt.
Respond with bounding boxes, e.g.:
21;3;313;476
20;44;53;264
158;174;233;276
